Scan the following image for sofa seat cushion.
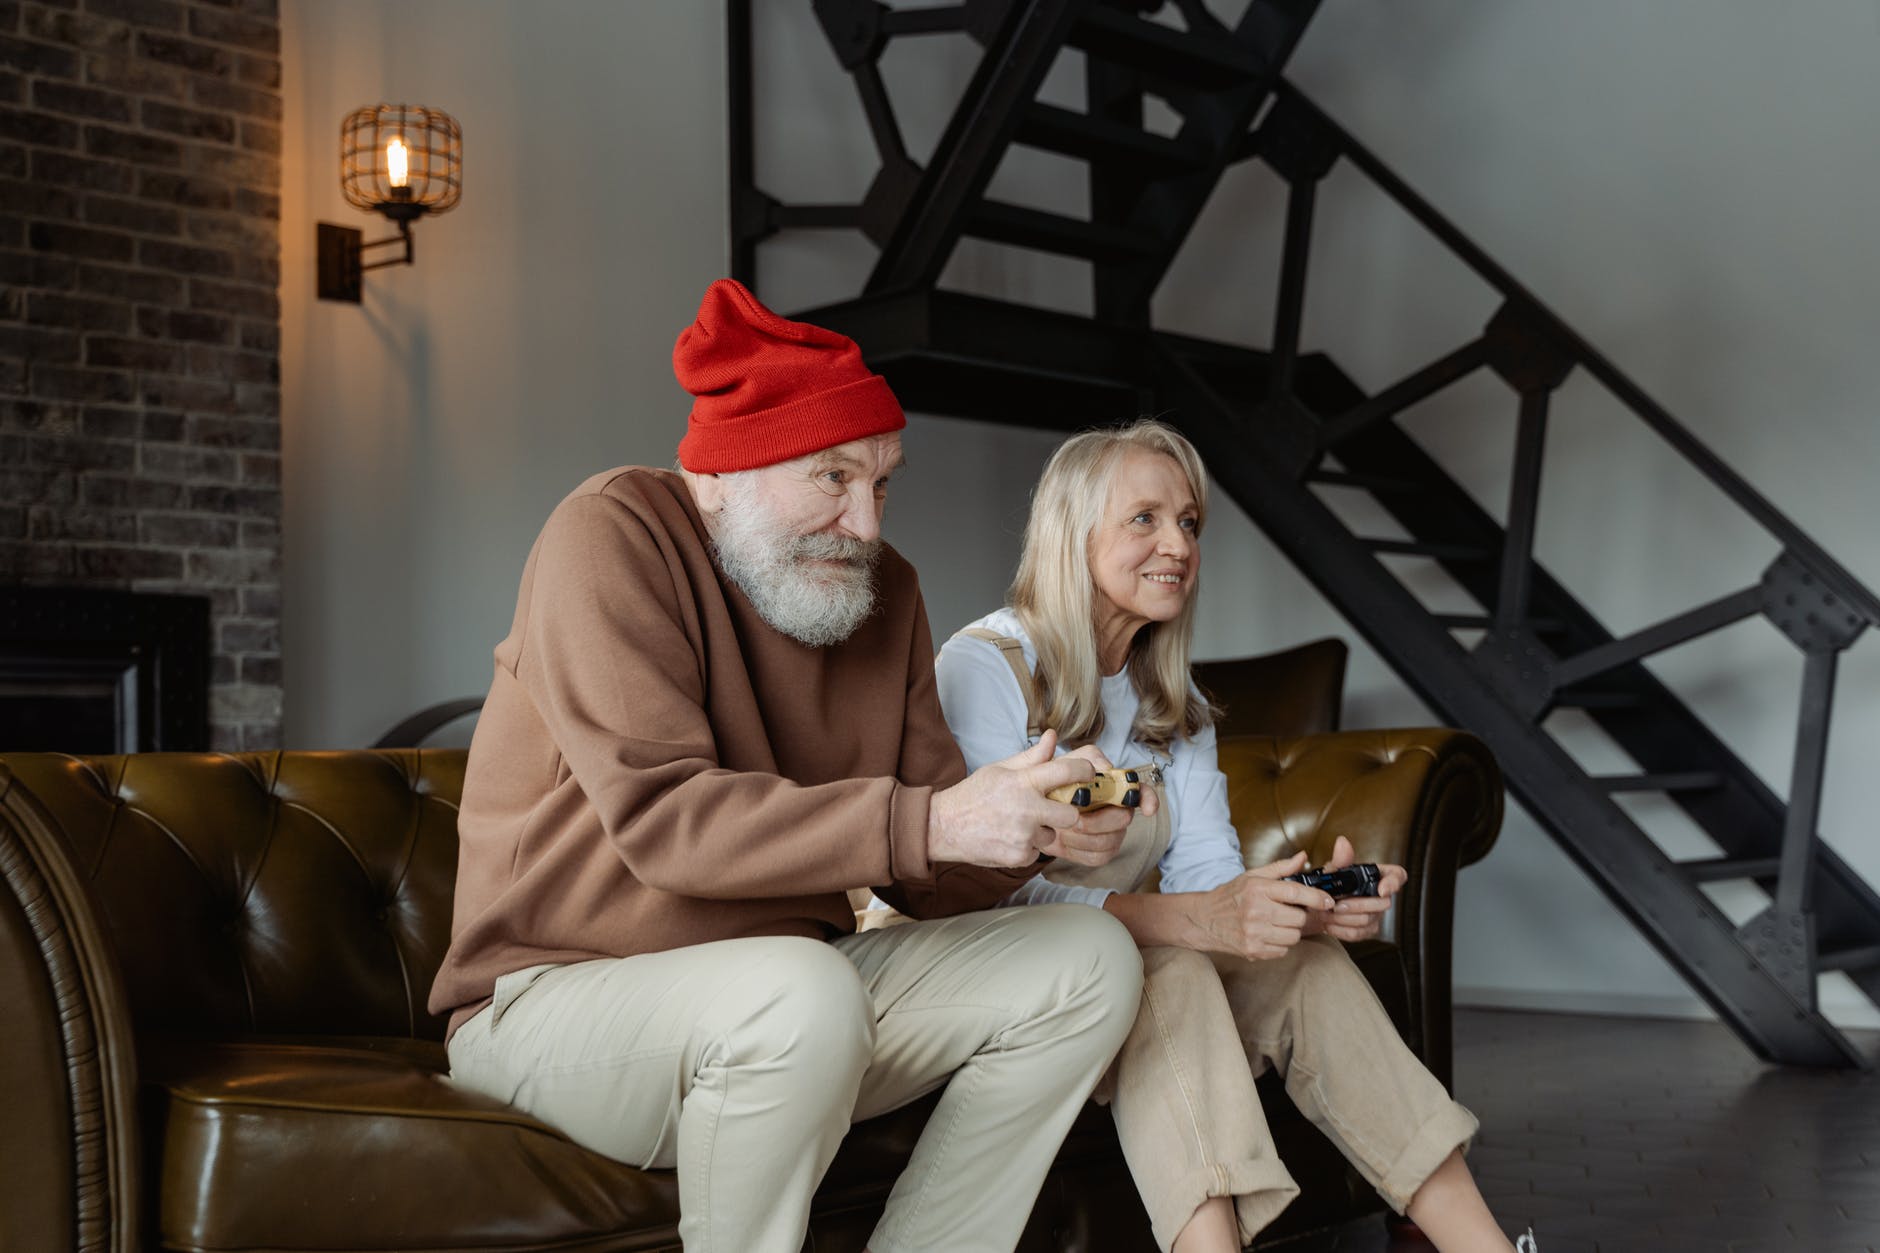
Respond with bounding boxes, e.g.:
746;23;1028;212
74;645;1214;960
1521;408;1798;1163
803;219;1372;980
144;1037;680;1252
142;1036;963;1252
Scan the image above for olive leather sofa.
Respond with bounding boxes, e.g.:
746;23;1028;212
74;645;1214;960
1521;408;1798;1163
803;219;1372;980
0;640;1502;1253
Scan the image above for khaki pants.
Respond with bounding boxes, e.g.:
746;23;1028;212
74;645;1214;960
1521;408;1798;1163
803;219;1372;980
1105;937;1479;1251
446;904;1142;1253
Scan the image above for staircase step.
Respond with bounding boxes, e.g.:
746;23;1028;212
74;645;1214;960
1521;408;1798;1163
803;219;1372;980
964;199;1161;261
1362;537;1491;561
1014;103;1207;176
1435;613;1568;634
1065;6;1268;90
1595;772;1726;794
1680;856;1781;884
1310;469;1427;494
1554;687;1645;711
1819;944;1880;974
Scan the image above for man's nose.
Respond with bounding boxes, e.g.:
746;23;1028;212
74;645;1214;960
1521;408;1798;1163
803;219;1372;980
837;486;883;542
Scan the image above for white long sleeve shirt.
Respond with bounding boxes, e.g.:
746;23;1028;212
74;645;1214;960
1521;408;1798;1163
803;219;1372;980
935;608;1249;909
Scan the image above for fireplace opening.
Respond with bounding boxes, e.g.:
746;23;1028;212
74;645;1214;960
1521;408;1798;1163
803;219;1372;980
0;588;210;754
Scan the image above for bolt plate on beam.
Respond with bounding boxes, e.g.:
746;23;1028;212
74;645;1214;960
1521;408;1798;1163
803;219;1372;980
1483;301;1575;394
1738;905;1818;1008
1245;393;1322;481
1471;626;1558;721
1761;551;1868;652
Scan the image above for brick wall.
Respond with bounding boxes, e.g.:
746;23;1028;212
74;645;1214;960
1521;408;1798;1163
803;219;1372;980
0;0;282;749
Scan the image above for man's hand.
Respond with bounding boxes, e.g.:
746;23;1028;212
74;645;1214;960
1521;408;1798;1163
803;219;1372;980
928;731;1102;868
1298;835;1406;943
1178;850;1335;960
1033;743;1155;866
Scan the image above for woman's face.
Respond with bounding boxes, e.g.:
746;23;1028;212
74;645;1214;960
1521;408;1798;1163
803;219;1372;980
1088;449;1200;630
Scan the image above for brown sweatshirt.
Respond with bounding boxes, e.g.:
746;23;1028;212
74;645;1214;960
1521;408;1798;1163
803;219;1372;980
429;467;1038;1033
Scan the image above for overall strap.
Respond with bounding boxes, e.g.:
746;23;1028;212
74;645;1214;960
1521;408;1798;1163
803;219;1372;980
958;627;1042;740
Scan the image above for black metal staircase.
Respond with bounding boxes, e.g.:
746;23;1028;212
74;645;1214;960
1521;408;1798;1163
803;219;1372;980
729;0;1880;1067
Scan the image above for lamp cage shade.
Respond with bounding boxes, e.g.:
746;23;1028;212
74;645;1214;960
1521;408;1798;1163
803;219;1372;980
341;104;462;216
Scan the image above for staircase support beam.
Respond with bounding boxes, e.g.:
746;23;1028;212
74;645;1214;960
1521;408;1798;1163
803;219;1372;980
728;0;758;285
1550;586;1765;691
1270;177;1317;399
1778;649;1839;916
1320;338;1490;446
1496;390;1551;631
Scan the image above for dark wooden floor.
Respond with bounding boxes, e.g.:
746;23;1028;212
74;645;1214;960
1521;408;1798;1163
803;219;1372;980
1267;1007;1880;1252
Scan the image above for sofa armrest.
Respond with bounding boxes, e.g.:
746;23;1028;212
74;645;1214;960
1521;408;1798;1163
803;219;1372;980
1214;727;1504;1088
0;761;141;1253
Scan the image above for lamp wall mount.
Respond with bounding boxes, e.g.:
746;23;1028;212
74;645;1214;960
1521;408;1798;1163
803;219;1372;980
317;214;424;303
316;104;460;304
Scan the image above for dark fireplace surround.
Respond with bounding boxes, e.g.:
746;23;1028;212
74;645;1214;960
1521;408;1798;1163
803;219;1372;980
0;587;210;754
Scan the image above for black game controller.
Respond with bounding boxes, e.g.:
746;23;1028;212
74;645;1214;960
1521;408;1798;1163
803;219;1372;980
1283;863;1382;898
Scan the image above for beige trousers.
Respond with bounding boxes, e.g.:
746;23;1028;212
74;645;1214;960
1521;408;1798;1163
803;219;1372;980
1106;938;1479;1251
446;903;1142;1253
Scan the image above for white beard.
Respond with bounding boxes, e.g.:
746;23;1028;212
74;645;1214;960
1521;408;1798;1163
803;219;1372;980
708;473;882;647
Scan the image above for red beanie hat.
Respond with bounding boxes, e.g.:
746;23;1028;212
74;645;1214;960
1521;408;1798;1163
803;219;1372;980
674;278;905;472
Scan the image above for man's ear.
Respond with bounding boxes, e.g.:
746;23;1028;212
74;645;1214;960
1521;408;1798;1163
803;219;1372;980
684;468;726;513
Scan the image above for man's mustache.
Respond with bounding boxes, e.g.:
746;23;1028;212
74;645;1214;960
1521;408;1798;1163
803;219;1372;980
784;532;880;567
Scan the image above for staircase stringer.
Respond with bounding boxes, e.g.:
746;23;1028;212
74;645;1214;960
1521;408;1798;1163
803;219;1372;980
1153;343;1870;1068
1326;411;1880;1015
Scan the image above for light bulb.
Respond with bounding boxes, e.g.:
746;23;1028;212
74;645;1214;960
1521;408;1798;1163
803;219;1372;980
387;136;409;189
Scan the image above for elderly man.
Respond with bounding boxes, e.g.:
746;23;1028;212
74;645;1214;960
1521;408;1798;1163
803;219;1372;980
430;278;1144;1253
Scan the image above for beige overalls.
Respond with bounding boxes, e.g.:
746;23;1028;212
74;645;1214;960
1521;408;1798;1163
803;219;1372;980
962;628;1479;1251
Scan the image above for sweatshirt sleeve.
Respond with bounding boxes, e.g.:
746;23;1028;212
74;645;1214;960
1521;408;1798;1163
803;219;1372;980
515;490;924;899
874;602;1045;918
1155;719;1252;894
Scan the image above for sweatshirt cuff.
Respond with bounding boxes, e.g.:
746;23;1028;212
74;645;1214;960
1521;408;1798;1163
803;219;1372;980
887;782;934;883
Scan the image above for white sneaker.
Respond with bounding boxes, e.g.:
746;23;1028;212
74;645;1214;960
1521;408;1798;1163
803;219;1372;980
1515;1228;1539;1252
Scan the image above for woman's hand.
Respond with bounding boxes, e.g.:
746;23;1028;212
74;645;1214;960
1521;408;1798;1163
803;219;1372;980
1298;835;1407;943
1178;850;1335;960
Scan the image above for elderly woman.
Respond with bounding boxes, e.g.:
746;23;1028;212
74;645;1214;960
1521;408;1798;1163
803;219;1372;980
936;420;1529;1253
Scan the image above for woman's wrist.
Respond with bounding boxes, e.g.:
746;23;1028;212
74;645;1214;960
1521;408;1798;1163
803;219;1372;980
1103;888;1209;951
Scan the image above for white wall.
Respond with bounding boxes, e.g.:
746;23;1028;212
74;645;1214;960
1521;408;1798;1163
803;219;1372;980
281;0;727;747
281;1;1880;1028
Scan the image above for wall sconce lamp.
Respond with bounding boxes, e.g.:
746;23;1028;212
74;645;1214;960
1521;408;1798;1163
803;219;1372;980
317;104;462;303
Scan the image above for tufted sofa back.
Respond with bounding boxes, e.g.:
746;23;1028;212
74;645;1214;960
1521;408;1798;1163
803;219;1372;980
0;750;464;1041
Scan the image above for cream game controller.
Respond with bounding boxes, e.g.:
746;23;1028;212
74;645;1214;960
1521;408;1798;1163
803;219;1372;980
1048;766;1155;811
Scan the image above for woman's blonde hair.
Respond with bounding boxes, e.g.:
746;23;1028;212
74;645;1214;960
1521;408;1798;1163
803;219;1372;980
1009;418;1216;751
